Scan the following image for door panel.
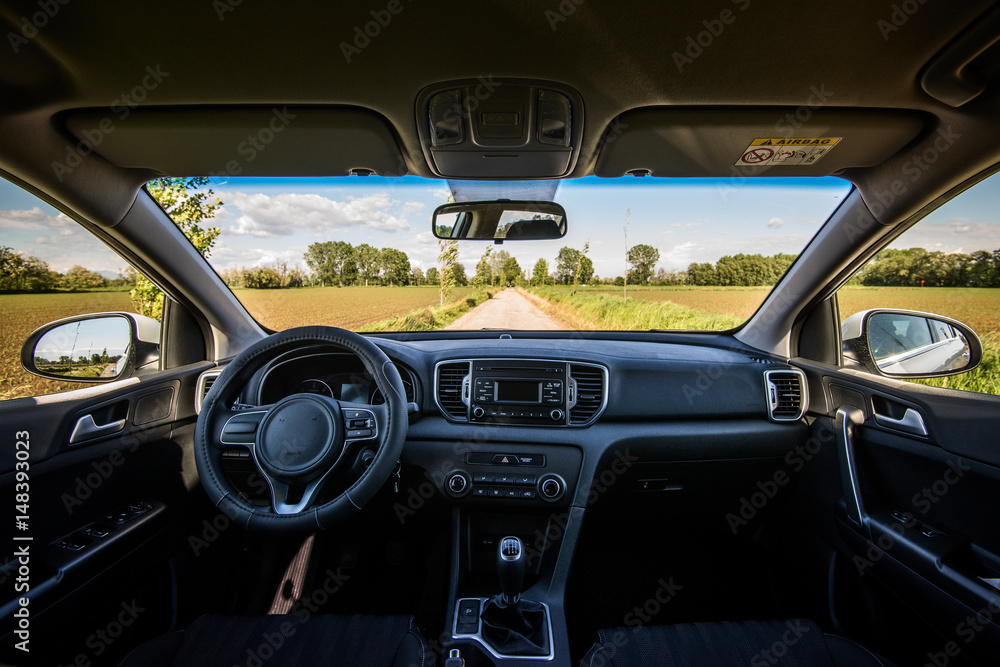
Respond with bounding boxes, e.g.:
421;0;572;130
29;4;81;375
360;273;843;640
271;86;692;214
796;359;1000;666
0;361;212;665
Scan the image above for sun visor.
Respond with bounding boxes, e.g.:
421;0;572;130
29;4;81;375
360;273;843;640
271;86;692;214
62;106;406;177
595;108;925;178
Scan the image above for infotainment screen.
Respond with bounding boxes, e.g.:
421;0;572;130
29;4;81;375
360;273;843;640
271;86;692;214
494;380;542;403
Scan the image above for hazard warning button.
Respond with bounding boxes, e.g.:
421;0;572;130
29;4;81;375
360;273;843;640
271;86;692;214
492;454;520;465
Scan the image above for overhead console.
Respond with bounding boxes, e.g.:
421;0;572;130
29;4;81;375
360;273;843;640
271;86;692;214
416;79;584;179
434;359;608;427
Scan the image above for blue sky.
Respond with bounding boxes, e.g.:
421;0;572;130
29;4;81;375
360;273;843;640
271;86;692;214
2;172;998;279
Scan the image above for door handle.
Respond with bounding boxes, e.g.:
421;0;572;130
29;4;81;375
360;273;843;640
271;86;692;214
836;406;870;537
70;413;126;444
872;407;927;437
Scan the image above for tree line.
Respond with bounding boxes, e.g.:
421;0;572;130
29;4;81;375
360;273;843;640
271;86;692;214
0;246;134;292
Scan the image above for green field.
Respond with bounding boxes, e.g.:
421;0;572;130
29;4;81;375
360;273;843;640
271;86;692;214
4;285;999;401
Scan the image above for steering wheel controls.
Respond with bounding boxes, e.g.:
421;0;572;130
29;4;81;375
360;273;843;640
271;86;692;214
343;408;377;440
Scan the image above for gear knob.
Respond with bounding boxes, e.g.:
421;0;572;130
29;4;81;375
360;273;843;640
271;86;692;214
497;536;525;605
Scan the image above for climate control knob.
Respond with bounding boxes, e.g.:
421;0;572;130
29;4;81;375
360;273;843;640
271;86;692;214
550;409;564;422
538;474;565;501
472;406;486;419
446;471;470;497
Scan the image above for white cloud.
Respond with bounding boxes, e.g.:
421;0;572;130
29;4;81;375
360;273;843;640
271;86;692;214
221;191;420;238
768;217;785;228
672;222;700;229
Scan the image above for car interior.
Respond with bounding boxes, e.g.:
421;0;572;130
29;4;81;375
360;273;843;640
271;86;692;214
3;1;1000;666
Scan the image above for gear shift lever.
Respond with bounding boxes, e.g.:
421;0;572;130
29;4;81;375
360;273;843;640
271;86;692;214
497;536;525;605
480;535;549;657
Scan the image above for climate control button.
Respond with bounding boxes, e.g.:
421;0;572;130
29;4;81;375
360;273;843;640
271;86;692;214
537;474;566;501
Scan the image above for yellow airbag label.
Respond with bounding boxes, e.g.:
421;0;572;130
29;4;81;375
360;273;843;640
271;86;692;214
736;137;841;167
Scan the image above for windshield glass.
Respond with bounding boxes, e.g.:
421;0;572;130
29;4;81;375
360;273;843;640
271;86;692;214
155;175;852;332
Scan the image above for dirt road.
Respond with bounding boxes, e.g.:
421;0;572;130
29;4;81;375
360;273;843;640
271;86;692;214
446;289;564;330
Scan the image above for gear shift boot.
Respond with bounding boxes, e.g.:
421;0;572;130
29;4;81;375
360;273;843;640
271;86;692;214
480;536;551;657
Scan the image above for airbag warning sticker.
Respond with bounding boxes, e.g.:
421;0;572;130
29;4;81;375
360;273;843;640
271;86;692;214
735;137;841;167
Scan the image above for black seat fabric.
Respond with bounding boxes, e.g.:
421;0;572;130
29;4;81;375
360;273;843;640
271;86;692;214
118;614;432;667
581;619;894;667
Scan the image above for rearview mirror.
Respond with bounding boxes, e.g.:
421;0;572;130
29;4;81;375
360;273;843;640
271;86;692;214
21;313;161;383
432;200;567;242
841;309;982;378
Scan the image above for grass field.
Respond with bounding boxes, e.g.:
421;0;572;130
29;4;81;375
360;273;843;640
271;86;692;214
528;285;1000;395
0;286;475;401
235;285;474;331
4;285;999;401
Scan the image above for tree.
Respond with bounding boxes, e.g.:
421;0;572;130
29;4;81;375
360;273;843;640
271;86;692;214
380;248;411;287
304;241;357;287
555;246;594;285
438;240;459;305
474;247;493;290
425;267;439;285
411;266;424;285
0;247;58;291
355;243;381;286
531;258;549;286
61;265;106;290
573;242;593;287
556;247;580;284
134;177;222;319
489;249;510;288
500;255;522;287
627;244;660;285
623;207;630;301
449;261;468;286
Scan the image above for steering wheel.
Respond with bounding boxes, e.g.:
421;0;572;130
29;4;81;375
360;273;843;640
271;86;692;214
194;326;408;534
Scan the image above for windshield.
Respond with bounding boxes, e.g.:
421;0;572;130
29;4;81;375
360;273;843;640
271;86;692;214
156;175;852;332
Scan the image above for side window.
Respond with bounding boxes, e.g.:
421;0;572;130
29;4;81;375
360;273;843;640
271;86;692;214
838;170;1000;395
0;177;156;401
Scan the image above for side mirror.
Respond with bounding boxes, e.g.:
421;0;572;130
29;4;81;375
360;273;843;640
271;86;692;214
841;309;982;378
20;313;161;383
432;200;567;242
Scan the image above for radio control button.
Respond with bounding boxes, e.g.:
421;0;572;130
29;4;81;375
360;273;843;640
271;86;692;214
472;406;485;418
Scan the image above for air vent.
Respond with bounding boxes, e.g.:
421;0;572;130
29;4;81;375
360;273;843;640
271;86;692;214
764;369;808;422
569;363;607;425
195;368;224;414
436;361;471;421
